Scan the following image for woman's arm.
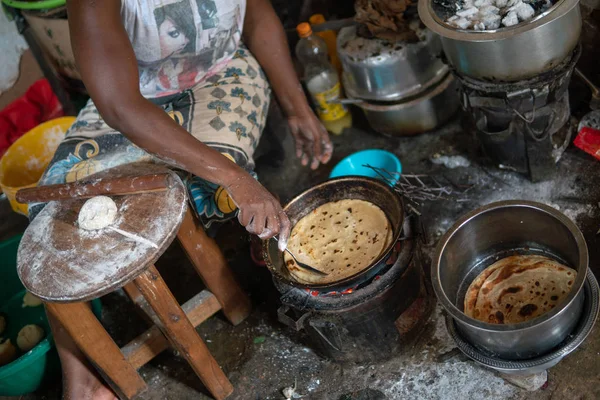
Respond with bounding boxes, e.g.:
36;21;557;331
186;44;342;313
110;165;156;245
243;0;333;170
66;0;290;244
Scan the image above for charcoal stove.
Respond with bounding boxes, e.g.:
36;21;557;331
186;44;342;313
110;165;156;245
272;215;434;363
458;46;580;181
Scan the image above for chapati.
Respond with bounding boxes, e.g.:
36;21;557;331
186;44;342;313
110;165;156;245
464;255;577;324
285;199;392;284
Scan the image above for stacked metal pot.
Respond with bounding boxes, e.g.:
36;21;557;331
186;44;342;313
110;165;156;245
337;24;459;136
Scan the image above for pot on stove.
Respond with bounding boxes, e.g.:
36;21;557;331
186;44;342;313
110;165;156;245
263;177;431;363
263;177;405;292
418;0;582;81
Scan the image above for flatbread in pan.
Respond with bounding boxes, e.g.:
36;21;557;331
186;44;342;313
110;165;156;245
285;199;392;285
464;255;577;324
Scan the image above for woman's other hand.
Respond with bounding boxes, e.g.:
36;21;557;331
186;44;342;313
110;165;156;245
288;110;333;170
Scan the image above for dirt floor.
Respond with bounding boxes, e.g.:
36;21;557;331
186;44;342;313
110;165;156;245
1;108;599;400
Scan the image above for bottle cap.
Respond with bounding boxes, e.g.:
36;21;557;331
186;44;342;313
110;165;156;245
296;22;312;38
309;14;326;25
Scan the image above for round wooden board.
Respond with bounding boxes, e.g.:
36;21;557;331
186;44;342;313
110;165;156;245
17;163;187;302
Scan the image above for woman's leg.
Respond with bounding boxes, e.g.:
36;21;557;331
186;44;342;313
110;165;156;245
183;46;271;231
47;308;117;400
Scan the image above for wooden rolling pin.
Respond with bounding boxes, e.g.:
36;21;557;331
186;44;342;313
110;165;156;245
16;173;174;204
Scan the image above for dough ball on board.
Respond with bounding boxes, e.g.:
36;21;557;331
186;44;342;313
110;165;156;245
0;339;17;366
17;324;45;352
22;292;43;307
0;313;6;335
78;196;118;230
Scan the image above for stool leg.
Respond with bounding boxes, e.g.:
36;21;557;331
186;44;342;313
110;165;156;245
134;265;234;400
46;302;147;400
177;208;251;325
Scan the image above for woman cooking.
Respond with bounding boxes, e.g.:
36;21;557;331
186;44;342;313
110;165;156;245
39;0;333;398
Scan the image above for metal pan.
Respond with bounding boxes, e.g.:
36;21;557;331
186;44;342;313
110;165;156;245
263;177;404;292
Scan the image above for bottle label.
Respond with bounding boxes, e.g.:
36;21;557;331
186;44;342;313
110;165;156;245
312;83;348;122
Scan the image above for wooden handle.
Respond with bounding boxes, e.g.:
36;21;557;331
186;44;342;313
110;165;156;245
16;173;174;204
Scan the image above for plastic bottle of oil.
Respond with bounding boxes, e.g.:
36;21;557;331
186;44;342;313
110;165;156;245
295;22;352;135
308;14;343;77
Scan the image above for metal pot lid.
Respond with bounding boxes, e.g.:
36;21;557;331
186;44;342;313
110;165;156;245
338;25;449;102
419;0;579;41
445;270;599;373
343;66;450;103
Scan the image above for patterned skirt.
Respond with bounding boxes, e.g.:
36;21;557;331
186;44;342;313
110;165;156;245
30;47;271;233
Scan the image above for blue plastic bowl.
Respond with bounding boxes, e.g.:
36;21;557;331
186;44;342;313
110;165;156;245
329;149;402;186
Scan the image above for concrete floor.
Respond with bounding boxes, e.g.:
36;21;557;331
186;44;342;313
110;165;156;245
2;108;600;400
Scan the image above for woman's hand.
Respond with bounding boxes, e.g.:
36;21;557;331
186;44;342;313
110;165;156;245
242;0;334;170
288;110;333;170
224;171;291;250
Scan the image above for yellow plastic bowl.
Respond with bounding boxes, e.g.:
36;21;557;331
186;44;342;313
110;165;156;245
0;117;75;215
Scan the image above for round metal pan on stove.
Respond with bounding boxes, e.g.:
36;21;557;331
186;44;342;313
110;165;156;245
263;177;404;292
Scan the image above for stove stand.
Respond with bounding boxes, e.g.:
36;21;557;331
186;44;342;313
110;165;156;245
457;46;581;181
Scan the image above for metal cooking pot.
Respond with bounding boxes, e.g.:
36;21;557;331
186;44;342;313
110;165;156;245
263;177;404;291
338;25;449;102
346;73;459;136
418;0;582;81
432;201;587;360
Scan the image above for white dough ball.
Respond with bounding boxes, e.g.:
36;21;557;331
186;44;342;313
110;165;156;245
17;324;45;352
0;339;17;366
78;196;118;230
22;292;43;307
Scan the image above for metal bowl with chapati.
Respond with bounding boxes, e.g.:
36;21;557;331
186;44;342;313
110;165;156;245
263;177;404;292
432;200;588;360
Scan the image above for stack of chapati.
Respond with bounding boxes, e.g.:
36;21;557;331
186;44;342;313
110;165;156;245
284;199;393;284
464;255;577;324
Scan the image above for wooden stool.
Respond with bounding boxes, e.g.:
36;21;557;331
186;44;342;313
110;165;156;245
17;164;251;400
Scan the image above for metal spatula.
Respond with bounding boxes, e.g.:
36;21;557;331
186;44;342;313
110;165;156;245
272;236;329;276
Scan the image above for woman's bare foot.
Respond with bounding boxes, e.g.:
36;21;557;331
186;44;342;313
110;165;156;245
63;372;118;400
47;307;118;400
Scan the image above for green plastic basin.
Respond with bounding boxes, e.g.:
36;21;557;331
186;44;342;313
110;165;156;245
0;235;101;396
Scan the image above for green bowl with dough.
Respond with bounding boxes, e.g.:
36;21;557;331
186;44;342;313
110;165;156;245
0;235;101;395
